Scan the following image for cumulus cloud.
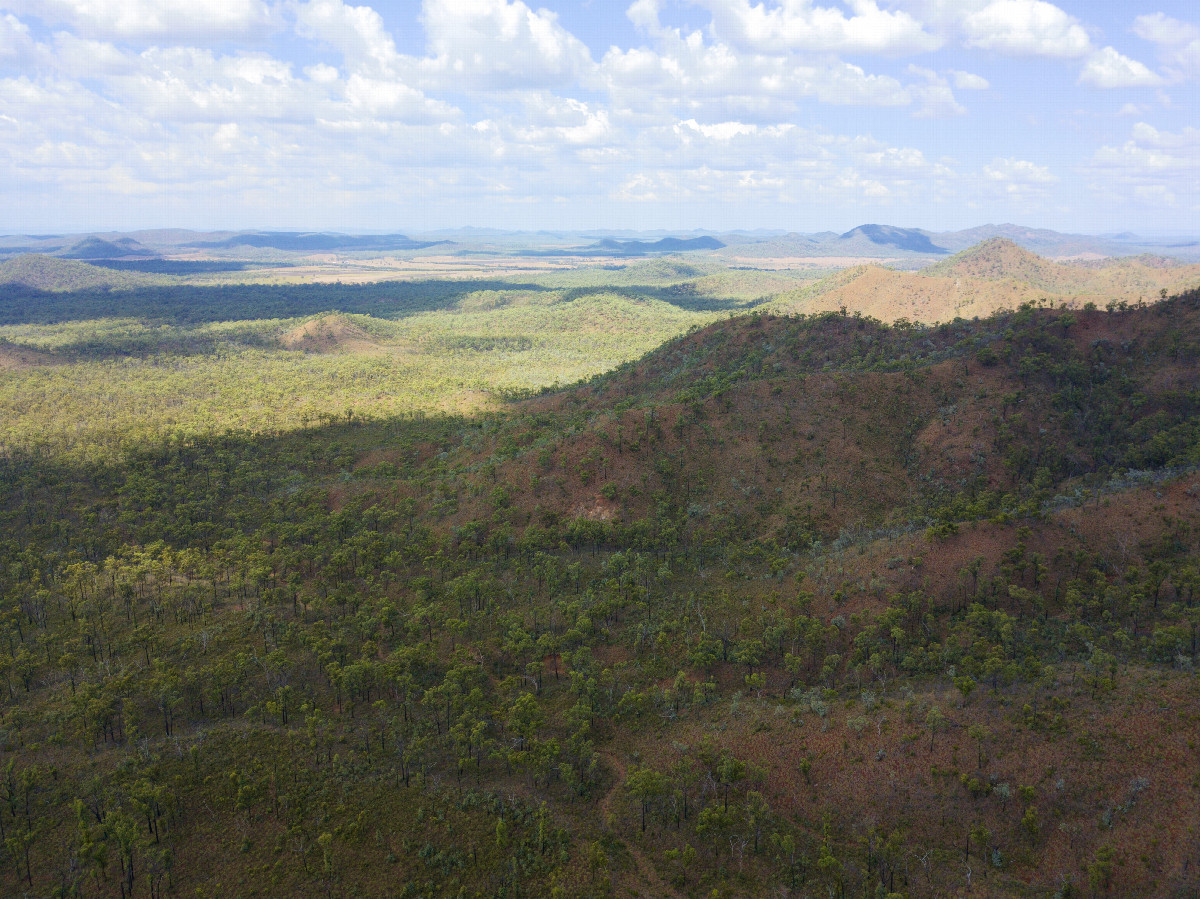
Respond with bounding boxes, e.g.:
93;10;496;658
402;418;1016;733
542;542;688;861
294;0;402;74
1088;121;1200;211
0;12;34;63
342;73;457;120
949;69;989;89
1132;13;1199;48
1126;121;1200;152
1132;12;1200;80
3;0;278;43
0;0;1192;228
419;0;597;88
626;0;666;35
609;131;938;208
906;66;966;117
962;0;1090;58
693;0;942;55
982;157;1057;198
599;26;916;121
1078;46;1162;88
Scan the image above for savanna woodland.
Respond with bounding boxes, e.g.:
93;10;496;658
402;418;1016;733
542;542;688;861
1;249;1199;898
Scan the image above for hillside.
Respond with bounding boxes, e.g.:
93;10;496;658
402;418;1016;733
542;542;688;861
768;240;1200;321
921;238;1071;289
0;253;162;291
59;236;156;259
838;223;949;254
0;286;1197;897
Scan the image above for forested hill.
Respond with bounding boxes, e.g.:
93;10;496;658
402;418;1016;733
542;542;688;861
0;292;1198;897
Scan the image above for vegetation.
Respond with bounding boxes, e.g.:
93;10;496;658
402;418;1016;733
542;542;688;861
0;280;731;460
0;256;1198;897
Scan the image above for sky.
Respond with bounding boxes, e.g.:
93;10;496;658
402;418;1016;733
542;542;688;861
1;0;1198;235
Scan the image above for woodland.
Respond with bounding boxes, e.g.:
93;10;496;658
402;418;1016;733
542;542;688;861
0;247;1198;897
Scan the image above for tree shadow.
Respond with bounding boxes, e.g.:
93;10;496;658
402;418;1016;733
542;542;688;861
0;277;758;327
0;279;556;327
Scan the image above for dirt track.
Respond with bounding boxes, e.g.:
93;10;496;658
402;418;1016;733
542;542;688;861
598;749;685;899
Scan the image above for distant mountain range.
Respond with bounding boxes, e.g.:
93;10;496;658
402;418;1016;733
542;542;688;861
0;225;1197;262
184;232;449;252
717;223;1200;261
0;231;448;258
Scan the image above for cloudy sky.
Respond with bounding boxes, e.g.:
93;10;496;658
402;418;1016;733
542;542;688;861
1;0;1197;234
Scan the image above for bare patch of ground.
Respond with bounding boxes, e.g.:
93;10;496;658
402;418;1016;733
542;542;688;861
0;343;52;370
280;315;390;354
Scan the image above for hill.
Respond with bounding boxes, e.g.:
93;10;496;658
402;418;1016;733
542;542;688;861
59;236;157;259
838;223;949;254
279;313;393;354
921;237;1068;288
767;240;1200;321
0;253;162;291
931;223;1132;256
0;282;1198;897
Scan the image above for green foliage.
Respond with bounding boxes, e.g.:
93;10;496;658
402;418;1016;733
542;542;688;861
0;280;1197;896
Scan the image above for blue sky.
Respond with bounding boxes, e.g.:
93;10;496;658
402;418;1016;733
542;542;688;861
1;0;1197;234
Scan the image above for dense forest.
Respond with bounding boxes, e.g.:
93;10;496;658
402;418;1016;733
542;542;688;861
0;270;1198;896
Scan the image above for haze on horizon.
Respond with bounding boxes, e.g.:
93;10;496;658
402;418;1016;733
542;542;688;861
2;0;1198;235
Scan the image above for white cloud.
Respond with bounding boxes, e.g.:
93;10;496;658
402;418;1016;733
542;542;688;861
1132;183;1176;206
294;0;401;74
906;66;965;117
1087;122;1200;211
419;0;597;87
0;0;1193;229
983;157;1057;193
962;0;1090;58
1078;47;1162;88
693;0;941;55
506;96;613;148
0;12;33;62
1128;121;1200;150
3;0;277;43
305;63;340;83
883;0;990;32
1132;12;1200;80
343;73;456;120
676;118;759;140
599;25;918;122
1132;13;1199;47
950;69;989;90
615;172;661;202
627;0;665;35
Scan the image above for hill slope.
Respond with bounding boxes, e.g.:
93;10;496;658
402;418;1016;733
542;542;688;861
0;253;162;291
838;223;949;254
59;236;156;259
0;288;1198;897
922;237;1070;288
767;240;1200;321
